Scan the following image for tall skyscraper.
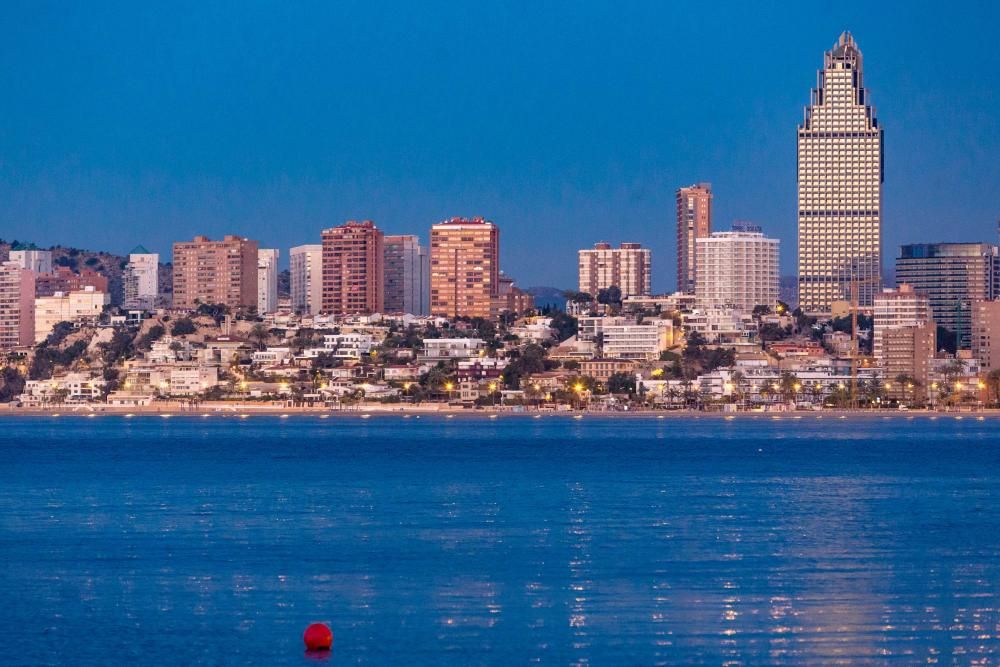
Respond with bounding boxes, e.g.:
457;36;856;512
172;235;259;310
695;225;780;311
257;248;279;314
321;220;384;316
123;246;159;310
797;32;883;313
384;235;429;316
0;262;36;350
429;217;499;319
578;242;652;299
676;183;712;294
895;242;999;349
289;244;323;316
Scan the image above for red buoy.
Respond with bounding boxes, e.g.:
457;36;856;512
303;623;333;651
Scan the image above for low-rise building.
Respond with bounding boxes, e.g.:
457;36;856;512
419;338;486;363
578;358;639;382
33;287;109;343
601;320;675;361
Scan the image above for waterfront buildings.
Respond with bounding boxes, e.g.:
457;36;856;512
123;247;159;310
873;285;933;363
695;225;779;311
321;221;385;316
881;323;936;400
8;245;52;274
797;32;883;312
383;235;429;316
0;261;36;349
289;245;323;316
676;183;712;294
895;243;1000;349
971;300;1000;371
257;248;279;314
172;235;259;310
429;217;499;319
600;319;675;361
578;242;651;299
34;287;110;343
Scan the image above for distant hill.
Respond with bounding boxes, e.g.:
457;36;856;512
525;286;569;311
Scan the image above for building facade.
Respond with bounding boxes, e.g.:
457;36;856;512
383;235;429;315
676;183;712;294
873;284;933;364
321;221;384;316
172;235;259;310
8;246;52;274
429;217;499;319
797;32;883;312
34;287;110;343
257;248;279;314
578;242;651;299
123;246;159;310
895;242;999;349
881;324;935;401
971;300;1000;371
0;262;36;349
289;244;323;316
695;227;779;311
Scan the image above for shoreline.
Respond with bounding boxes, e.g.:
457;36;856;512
4;403;999;419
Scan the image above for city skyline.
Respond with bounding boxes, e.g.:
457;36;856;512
2;4;1000;292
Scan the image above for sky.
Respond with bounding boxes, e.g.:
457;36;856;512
1;1;999;292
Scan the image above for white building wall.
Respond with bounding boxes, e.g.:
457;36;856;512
257;248;279;314
290;245;322;315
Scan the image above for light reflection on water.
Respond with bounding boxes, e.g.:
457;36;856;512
0;416;999;664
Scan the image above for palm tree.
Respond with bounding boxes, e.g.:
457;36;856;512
731;371;747;410
986;369;1000;408
249;324;270;351
779;371;800;404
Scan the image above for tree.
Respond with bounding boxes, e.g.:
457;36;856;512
549;312;578;342
171;318;197;336
136;324;166;350
0;367;26;402
986;369;1000;407
607;372;636;396
779;371;800;403
249;324;270;350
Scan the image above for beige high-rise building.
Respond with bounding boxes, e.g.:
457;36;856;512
971;300;1000;371
429;217;499;319
797;32;883;313
0;262;36;350
289;244;323;316
873;284;932;364
695;224;779;311
676;183;712;294
882;323;935;401
321;220;384;316
172;235;259;310
578;242;651;299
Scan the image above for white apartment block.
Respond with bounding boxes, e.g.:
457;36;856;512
578;242;651;298
290;245;322;316
8;247;52;274
695;229;779;311
34;287;110;343
320;333;377;360
419;337;486;362
123;247;159;310
797;32;883;312
873;284;933;363
257;248;279;315
601;320;675;361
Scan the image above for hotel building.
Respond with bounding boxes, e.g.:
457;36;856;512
429;217;499;319
321;220;384;316
797;32;883;312
676;183;712;294
873;284;933;364
172;235;259;310
578;242;651;299
695;224;779;311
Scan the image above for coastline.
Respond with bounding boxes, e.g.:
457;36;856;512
4;402;999;419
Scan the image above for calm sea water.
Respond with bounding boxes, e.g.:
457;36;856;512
1;414;999;665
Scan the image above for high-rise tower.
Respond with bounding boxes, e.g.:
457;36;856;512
676;183;712;294
797;32;883;313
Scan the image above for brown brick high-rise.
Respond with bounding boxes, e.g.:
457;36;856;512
172;235;258;310
676;183;712;294
430;217;499;319
321;220;384;315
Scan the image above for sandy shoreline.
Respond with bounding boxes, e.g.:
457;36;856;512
3;403;998;419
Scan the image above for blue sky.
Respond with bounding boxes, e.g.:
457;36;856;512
1;1;998;291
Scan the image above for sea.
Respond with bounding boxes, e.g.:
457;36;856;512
1;414;998;665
